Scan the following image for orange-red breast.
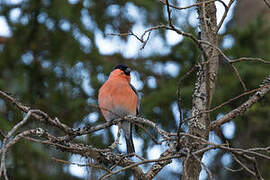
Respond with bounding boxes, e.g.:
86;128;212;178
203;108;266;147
98;64;139;154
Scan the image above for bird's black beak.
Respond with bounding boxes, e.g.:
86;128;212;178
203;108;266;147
125;67;131;75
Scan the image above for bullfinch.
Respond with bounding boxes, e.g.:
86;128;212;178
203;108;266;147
98;64;139;154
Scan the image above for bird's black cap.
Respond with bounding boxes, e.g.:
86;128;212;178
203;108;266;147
113;64;131;75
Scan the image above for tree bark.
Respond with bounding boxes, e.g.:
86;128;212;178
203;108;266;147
181;1;219;179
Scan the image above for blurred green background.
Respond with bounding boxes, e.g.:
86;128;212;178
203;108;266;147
0;0;269;179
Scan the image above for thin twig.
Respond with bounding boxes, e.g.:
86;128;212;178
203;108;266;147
216;0;235;33
100;154;180;180
231;153;256;176
108;122;122;150
176;65;197;150
51;157;112;173
0;110;38;179
192;153;213;180
135;123;162;144
224;166;244;172
211;78;270;129
159;0;217;11
230;64;247;91
230;57;270;64
262;0;270;8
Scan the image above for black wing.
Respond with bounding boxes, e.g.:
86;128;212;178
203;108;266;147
129;83;140;116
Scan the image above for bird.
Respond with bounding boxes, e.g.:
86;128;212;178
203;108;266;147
98;64;139;154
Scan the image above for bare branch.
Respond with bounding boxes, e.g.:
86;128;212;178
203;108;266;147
210;75;270;129
230;64;247;91
51;157;112;173
108;122;122;150
0;110;39;178
263;0;270;8
192;153;213;180
159;0;217;11
177;65;198;147
135;123;162;144
0;90;73;134
231;153;256;176
205;87;262;113
145;149;176;179
230;57;270;64
252;158;264;180
216;0;235;33
224;166;244;172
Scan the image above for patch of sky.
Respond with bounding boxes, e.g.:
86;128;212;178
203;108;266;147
42;0;50;7
97;73;107;83
97;3;170;58
81;8;95;31
125;2;145;22
71;62;94;96
68;154;88;178
209;130;222;145
20;14;29;25
175;0;194;25
73;28;92;53
0;17;11;36
87;112;99;123
9;8;21;23
130;71;144;90
147;76;157;89
161;159;182;176
73;112;99;141
222;34;235;49
37;12;48;24
95;29;121;55
87;97;96;105
188;10;199;27
221;121;235;139
106;4;120;17
120;26;143;58
150;61;180;77
221;153;232;167
166;30;184;46
199;169;208;180
3;0;23;5
144;33;171;56
199;131;223;179
45;18;55;30
21;51;34;65
0;99;6;112
164;61;180;77
59;19;71;32
152;62;164;75
8;111;14;121
171;101;180;125
201;132;222;166
110;125;144;156
68;0;79;5
217;113;235;139
216;0;237;34
53;66;63;77
153;106;162;114
41;60;51;68
147;145;162;160
83;0;91;8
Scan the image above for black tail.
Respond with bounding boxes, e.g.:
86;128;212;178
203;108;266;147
122;121;135;154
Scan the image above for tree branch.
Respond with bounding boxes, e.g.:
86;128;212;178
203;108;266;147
210;75;270;129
